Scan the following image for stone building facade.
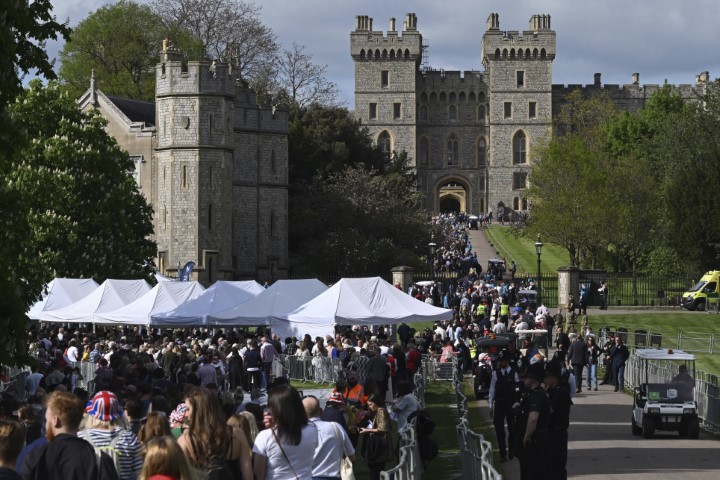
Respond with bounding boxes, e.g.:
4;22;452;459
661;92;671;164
352;12;710;217
80;41;289;284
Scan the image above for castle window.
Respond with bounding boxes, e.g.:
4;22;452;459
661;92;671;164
208;204;213;230
381;70;389;88
449;105;457;123
161;63;166;76
514;197;520;210
529;102;537;119
517;71;525;88
447;135;459;166
181;60;188;74
478;105;486;121
369;103;377;120
378;131;392;160
513;131;527;164
522;198;528;210
419;137;429;165
163;204;167;230
163;166;166;189
513;172;528;190
477;138;487;167
393;103;402;119
504;102;512;119
182;165;188;188
419;105;428;121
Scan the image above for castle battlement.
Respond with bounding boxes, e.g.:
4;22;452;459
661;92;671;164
551;70;709;97
420;70;485;88
351;13;422;61
156;58;236;98
482;13;556;65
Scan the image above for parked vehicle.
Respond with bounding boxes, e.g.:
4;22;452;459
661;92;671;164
473;336;515;399
630;348;700;439
681;270;720;311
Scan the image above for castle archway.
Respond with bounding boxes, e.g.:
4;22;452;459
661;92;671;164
436;177;470;213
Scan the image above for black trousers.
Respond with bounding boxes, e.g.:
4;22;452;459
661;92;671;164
518;430;548;480
493;402;515;457
572;364;583;390
547;428;568;480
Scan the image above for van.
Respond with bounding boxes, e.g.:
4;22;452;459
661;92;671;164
681;270;720;311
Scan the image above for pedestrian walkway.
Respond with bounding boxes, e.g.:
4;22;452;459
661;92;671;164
466;226;501;267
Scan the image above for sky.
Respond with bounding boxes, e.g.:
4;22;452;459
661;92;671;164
48;0;720;106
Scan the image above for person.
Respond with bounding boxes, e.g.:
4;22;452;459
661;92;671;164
578;285;589;316
178;387;253;480
320;393;349;432
0;420;24;480
359;394;391;480
138;436;196;480
600;333;615;385
226;414;253;449
544;359;571;480
303;395;355;480
488;350;520;462
391;380;420;431
338;371;367;408
252;385;318;480
78;390;143;480
238;411;260;447
554;327;570;352
168;403;186;440
672;365;696;392
585;336;602;391
138;412;171;446
260;336;275;391
244;340;262;390
610;336;630;392
566;335;585;394
598;282;608;310
20;391;119;480
515;356;550;480
566;294;576;317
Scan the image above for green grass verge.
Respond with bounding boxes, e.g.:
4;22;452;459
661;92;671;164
484;225;569;274
585;312;720;377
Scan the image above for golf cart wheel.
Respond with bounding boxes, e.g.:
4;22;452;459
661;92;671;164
642;417;655;439
631;417;642;436
695;299;706;311
688;418;700;439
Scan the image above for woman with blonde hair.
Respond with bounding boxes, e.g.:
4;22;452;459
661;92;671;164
139;436;195;480
138;412;171;446
237;411;259;446
178;387;252;479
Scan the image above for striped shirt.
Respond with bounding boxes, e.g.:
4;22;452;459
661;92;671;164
78;427;142;480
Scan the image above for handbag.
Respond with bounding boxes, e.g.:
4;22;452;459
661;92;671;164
332;423;355;480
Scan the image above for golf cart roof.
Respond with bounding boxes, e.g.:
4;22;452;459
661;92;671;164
488;259;505;264
634;348;695;361
415;281;434;287
517;289;537;295
476;337;513;348
515;329;547;336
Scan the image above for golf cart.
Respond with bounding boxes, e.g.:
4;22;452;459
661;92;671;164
473;335;516;399
630;348;700;439
516;289;538;313
515;329;549;359
487;259;505;280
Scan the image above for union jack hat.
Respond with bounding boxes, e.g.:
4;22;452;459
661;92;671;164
85;391;124;422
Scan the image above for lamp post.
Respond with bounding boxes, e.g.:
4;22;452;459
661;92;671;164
428;235;437;282
534;235;543;306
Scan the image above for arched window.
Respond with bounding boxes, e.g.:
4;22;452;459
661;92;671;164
419;137;429;165
513;197;520;210
449;104;457;122
513;131;527;164
477;138;487;167
378;131;392;159
447;135;459;166
419;104;428;121
478;105;486;121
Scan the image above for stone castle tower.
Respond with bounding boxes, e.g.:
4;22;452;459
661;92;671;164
150;40;289;283
351;12;708;217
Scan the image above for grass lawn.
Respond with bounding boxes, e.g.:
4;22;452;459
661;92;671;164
585;312;720;377
484;225;569;274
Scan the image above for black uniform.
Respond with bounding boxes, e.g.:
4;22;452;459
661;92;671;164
546;382;572;480
516;386;550;480
491;367;520;460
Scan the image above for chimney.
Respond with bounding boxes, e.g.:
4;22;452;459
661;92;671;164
390;17;396;31
368;17;373;31
632;73;640;85
488;13;500;31
594;73;601;86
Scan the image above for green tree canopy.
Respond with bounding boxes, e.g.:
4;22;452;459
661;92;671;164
59;0;203;100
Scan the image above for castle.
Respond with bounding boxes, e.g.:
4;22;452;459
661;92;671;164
351;13;710;216
79;40;289;284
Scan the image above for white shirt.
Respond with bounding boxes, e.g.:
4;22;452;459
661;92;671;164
536;305;549;318
66;345;79;362
393;394;420;431
253;423;318;480
492;322;506;334
308;418;355;478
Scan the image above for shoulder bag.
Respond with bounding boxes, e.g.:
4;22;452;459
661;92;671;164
332;423;355;480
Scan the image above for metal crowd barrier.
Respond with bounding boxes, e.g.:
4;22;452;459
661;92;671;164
421;354;455;381
380;416;424;479
273;354;342;384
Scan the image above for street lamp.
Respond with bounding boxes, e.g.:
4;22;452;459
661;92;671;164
534;234;543;306
428;235;437;281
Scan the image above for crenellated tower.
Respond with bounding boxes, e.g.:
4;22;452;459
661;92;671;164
351;13;422;163
482;13;556;215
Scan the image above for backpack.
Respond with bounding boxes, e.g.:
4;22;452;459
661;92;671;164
81;431;123;477
418;435;439;461
409;410;439;462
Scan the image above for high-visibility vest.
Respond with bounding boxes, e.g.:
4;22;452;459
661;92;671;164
501;304;509;316
343;384;367;406
468;339;477;359
476;304;486;315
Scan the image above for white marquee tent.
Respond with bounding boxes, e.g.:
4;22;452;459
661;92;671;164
272;277;453;341
40;279;151;323
151;280;265;327
27;278;100;320
208;279;328;327
94;281;206;325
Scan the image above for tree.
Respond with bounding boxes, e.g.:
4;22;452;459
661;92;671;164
0;0;70;365
59;0;203;100
152;0;278;81
8;81;157;283
270;43;339;108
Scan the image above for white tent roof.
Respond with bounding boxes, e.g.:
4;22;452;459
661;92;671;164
208;279;328;327
40;279;151;323
151;280;265;327
27;278;100;320
94;281;206;325
272;277;453;341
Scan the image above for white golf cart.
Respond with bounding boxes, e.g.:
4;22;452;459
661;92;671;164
630;348;700;439
515;329;549;359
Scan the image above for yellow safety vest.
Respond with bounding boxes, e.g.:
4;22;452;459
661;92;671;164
501;304;509;316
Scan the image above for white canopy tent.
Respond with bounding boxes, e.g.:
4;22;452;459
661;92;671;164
151;280;265;327
208;279;328;327
40;279;151;323
272;277;454;341
27;278;100;320
94;281;206;325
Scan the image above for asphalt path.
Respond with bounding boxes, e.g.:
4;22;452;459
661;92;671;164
465;226;720;479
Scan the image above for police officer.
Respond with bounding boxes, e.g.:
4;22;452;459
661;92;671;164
544;358;572;480
488;349;520;462
515;354;550;480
